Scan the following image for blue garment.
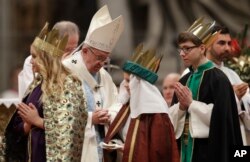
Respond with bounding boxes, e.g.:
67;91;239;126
83;80;104;162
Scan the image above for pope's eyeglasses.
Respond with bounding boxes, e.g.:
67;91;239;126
88;48;109;62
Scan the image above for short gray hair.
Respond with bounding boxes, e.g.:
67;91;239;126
53;21;80;38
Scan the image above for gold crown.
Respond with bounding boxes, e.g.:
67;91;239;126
131;44;163;73
187;17;218;47
123;44;163;84
32;22;68;57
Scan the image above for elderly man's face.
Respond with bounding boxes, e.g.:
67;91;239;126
82;47;110;74
62;34;79;59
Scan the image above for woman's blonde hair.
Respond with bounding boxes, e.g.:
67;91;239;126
32;46;72;102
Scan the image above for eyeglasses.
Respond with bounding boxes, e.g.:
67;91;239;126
88;48;109;62
178;45;199;54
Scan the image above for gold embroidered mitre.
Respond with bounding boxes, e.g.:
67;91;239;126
32;22;69;57
84;5;124;53
123;44;163;84
187;17;218;47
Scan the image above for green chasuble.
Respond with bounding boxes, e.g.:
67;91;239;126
181;61;214;162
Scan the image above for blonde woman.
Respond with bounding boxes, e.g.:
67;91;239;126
7;23;87;162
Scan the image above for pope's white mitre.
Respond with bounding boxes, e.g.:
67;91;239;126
84;5;124;53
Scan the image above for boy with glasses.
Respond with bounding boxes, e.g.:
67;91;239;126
169;17;243;162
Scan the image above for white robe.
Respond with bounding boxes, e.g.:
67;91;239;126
169;101;214;139
216;63;250;145
63;51;119;162
18;55;33;99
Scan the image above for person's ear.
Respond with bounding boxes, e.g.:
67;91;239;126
82;47;88;54
200;44;206;54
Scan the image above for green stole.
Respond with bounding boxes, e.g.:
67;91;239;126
181;61;214;162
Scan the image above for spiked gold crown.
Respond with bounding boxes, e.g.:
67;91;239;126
187;17;218;47
32;22;68;57
122;44;163;84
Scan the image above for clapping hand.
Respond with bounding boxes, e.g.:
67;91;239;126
174;82;193;111
17;103;44;129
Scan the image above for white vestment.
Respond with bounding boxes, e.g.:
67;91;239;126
216;63;250;145
18;55;33;99
63;51;119;162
